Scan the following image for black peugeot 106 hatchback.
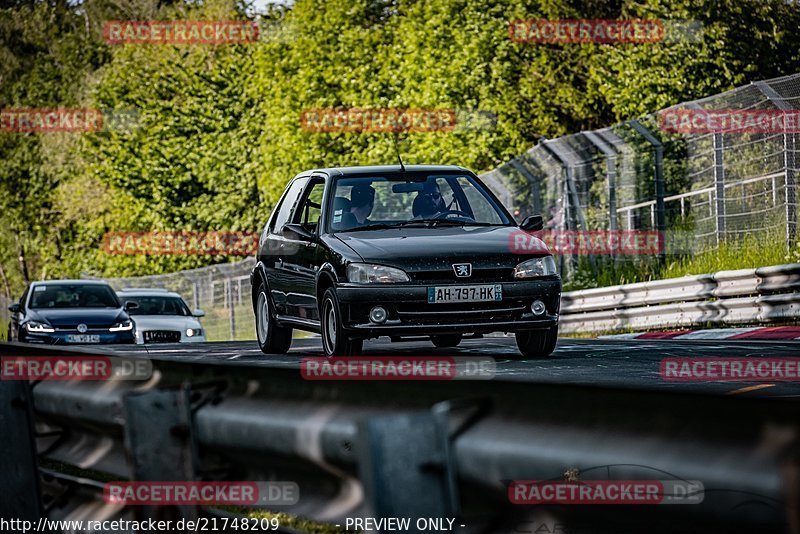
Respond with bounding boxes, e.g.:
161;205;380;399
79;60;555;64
251;165;561;358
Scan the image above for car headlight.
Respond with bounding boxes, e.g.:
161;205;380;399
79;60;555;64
109;321;133;332
513;256;557;278
25;321;55;333
347;263;410;283
186;328;202;337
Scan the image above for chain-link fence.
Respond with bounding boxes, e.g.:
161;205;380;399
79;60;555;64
87;73;800;341
485;73;799;277
91;260;256;341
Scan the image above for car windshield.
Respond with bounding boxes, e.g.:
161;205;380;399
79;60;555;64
329;173;512;232
121;295;192;316
29;284;121;309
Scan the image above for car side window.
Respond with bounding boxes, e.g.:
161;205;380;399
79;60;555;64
270;178;309;233
293;180;325;233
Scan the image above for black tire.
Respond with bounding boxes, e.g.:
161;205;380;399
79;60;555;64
515;325;558;358
320;288;363;356
255;284;292;354
431;334;462;348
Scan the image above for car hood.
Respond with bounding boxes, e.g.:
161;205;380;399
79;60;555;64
335;226;550;271
130;315;202;331
28;308;127;328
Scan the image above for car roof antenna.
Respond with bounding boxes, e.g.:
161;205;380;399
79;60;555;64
393;134;406;171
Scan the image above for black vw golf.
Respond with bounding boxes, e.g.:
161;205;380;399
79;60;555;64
8;280;136;344
251;165;561;357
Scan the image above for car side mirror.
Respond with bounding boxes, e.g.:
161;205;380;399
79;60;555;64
8;303;20;313
283;223;315;242
124;301;140;311
520;215;544;232
193;309;205;317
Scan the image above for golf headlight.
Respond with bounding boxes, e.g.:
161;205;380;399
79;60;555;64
347;263;410;283
513;256;557;278
109;320;133;332
25;321;55;333
186;328;202;337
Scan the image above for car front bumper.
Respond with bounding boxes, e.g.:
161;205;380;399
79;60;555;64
133;331;207;344
20;330;136;345
334;278;560;338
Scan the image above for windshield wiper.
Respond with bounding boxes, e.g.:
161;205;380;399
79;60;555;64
338;223;405;232
339;220;453;231
420;220;504;228
338;220;506;232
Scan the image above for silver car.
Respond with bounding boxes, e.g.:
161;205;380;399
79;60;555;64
117;288;206;344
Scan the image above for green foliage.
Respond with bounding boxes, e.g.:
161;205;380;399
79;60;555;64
563;229;796;291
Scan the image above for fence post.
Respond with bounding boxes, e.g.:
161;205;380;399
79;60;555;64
227;278;236;341
0;380;43;520
712;132;726;244
787;133;797;246
583;131;618;232
755;80;797;248
192;280;199;311
628;120;667;261
541;140;594;274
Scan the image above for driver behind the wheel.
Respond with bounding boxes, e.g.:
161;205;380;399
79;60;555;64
349;184;375;226
412;181;446;219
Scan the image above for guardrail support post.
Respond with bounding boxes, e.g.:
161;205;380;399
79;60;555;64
123;386;198;520
0;380;43;519
358;411;458;528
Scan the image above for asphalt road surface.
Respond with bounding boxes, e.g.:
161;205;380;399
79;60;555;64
74;335;800;399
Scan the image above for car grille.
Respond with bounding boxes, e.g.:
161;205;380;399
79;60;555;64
408;268;515;283
143;330;181;343
395;300;526;324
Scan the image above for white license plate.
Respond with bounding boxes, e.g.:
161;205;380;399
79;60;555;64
67;334;100;343
428;284;502;304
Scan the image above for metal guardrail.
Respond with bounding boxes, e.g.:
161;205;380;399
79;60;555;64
1;342;799;533
560;263;800;333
